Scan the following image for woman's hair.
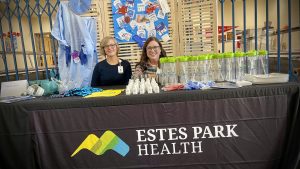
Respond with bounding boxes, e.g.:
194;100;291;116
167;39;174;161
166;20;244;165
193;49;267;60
99;36;120;56
136;37;167;71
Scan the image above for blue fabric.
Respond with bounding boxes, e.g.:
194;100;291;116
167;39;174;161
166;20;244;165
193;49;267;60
184;81;215;90
79;45;87;65
64;87;102;97
65;46;71;66
51;2;97;88
68;0;91;15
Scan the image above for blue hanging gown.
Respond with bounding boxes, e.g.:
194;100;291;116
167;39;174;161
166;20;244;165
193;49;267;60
51;1;97;88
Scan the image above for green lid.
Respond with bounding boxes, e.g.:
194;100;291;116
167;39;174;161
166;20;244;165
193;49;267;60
176;56;182;62
178;56;189;62
212;53;218;59
217;53;224;59
168;57;177;63
190;56;198;61
206;54;213;60
223;52;234;58
163;57;170;63
246;50;257;57
234;52;244;58
197;54;208;61
160;57;166;63
258;50;268;55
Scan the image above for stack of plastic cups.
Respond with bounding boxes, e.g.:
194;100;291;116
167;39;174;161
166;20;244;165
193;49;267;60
167;57;178;85
223;52;235;82
206;54;213;82
234;52;246;81
196;54;208;82
178;56;189;84
159;57;166;85
257;50;269;75
246;50;258;75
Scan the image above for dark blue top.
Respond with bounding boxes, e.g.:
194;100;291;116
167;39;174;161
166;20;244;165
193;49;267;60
91;59;132;86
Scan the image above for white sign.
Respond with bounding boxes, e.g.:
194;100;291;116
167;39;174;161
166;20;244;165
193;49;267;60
1;80;28;97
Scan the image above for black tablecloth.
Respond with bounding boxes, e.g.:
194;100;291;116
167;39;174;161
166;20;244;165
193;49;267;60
0;83;299;169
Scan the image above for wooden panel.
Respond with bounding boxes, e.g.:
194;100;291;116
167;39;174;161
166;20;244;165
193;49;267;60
178;0;218;55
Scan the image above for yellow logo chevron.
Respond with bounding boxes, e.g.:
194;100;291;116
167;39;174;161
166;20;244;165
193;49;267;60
71;130;129;157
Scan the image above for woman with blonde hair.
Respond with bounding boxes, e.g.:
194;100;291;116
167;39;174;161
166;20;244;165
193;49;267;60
91;36;132;86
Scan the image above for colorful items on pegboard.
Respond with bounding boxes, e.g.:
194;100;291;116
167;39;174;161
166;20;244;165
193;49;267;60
1;32;21;52
111;0;170;47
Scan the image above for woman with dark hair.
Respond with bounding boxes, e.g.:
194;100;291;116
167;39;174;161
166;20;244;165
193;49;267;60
91;36;132;86
134;37;167;78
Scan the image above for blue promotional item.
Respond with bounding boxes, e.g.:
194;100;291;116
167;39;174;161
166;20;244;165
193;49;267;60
185;81;215;90
68;0;92;15
64;87;102;97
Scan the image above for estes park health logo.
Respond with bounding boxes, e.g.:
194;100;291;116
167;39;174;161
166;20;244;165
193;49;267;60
71;130;129;157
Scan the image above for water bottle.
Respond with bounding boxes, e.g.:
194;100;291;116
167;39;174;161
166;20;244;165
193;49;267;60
196;54;208;82
217;53;225;81
223;52;235;82
246;50;258;75
257;50;268;75
206;54;213;82
189;56;198;81
234;52;246;81
159;57;167;85
178;56;189;84
167;57;178;85
212;53;224;81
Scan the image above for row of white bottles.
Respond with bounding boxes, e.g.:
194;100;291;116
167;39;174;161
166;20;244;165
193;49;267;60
126;78;159;95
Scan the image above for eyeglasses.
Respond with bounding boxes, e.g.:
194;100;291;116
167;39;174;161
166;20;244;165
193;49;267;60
104;44;116;49
146;46;160;51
